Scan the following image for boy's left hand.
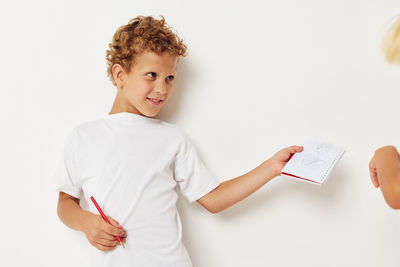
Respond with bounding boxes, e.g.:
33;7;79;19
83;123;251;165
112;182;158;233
268;145;304;177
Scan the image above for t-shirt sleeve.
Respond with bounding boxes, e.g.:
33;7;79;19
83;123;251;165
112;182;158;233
53;128;82;198
173;134;220;203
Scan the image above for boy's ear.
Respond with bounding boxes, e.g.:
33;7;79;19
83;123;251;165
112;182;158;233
112;64;125;88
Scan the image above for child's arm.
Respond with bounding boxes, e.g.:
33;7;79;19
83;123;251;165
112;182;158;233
197;145;303;213
57;192;127;250
369;145;400;209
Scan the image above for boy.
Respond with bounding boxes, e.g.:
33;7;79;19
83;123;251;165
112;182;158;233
55;15;303;266
369;16;400;209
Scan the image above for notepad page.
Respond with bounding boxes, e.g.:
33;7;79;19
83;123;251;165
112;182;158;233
281;138;345;184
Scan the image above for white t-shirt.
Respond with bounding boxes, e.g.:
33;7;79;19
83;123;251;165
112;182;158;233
53;112;220;267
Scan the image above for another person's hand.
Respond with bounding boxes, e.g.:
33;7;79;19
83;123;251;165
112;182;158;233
268;145;304;177
369;145;400;188
369;152;380;188
81;212;127;251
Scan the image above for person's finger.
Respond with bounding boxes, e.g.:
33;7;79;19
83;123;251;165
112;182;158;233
281;146;302;157
93;236;120;247
369;167;378;187
279;146;303;160
97;231;118;241
93;231;127;246
107;216;122;228
92;241;116;251
290;145;304;153
371;172;379;188
369;159;379;188
102;221;126;237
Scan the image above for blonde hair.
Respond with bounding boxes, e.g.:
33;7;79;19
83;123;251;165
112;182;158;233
106;15;187;86
382;16;400;64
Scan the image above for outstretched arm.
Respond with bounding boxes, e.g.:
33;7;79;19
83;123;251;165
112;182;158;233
197;145;303;213
369;146;400;209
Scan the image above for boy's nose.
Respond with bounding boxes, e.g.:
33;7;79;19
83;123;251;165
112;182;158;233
154;82;167;94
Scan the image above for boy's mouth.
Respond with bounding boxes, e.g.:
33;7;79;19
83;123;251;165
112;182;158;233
147;97;163;106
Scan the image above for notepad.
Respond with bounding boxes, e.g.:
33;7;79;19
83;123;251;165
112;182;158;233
281;137;345;185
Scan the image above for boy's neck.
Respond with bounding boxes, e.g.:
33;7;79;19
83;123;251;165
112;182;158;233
109;91;139;115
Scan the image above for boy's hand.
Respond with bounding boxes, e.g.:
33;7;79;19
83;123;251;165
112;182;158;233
81;212;127;251
268;145;304;177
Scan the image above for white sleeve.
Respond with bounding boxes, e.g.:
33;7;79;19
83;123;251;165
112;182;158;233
173;135;220;203
53;128;82;198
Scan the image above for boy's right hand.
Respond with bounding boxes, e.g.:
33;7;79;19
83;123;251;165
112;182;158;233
81;212;127;251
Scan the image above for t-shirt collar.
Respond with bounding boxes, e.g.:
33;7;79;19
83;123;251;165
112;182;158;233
106;112;160;124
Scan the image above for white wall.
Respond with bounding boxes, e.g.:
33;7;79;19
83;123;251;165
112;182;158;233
1;0;400;266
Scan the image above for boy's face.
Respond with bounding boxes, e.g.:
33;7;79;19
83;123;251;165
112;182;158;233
114;51;178;117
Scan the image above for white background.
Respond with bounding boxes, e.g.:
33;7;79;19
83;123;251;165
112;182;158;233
1;0;400;266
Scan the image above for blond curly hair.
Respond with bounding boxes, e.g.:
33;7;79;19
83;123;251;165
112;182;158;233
382;16;400;64
106;15;187;86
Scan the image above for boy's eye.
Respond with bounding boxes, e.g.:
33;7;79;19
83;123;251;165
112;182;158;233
167;75;175;82
147;72;156;78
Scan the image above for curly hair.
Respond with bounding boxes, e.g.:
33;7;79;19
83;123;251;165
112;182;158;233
382;15;400;64
106;15;187;86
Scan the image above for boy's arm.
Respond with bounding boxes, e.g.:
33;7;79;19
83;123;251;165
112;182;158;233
57;192;92;231
197;146;303;213
57;192;127;250
369;146;400;209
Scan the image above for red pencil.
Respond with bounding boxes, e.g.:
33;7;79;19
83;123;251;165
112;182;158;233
90;196;125;248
